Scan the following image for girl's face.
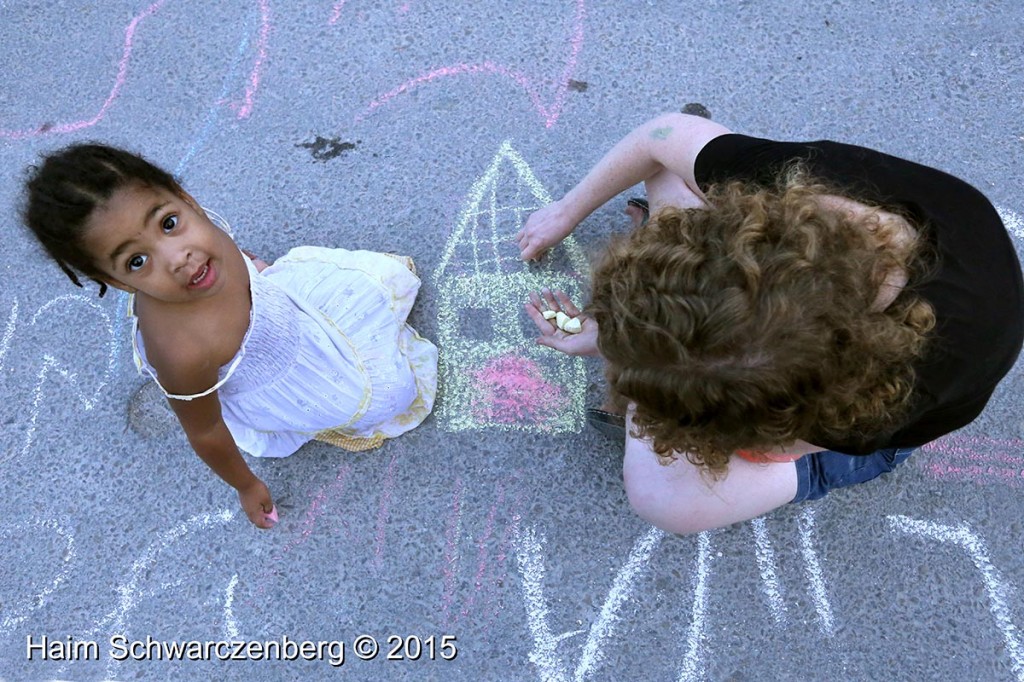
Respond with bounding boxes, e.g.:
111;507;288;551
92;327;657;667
81;183;237;303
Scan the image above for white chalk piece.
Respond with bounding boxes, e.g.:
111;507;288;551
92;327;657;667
542;310;557;320
562;317;582;334
555;311;570;330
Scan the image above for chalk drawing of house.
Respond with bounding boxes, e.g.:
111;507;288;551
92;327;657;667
433;141;588;433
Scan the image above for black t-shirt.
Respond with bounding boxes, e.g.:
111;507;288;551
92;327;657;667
693;133;1024;454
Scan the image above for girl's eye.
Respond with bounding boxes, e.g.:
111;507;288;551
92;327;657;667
162;214;178;232
127;254;148;272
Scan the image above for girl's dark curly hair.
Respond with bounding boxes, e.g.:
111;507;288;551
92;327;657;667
589;167;935;475
22;143;182;297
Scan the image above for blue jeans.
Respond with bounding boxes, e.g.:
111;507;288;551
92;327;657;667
791;446;917;503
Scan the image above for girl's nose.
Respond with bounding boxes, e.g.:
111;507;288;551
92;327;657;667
169;246;193;273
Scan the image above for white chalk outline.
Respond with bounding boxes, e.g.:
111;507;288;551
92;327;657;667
888;514;1023;680
515;525;573;681
678;531;713;682
0;298;16;371
223;573;240;640
515;525;664;682
574;527;664;681
997;206;1024;242
55;510;235;678
751;516;787;625
3;294;117;465
797;507;835;636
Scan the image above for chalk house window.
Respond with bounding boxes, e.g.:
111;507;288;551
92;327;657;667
457;307;494;342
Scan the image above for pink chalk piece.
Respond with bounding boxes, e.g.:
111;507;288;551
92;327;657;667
265;506;279;524
470;354;565;426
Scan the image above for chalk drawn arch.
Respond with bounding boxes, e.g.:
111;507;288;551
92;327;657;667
0;0;269;140
888;515;1024;680
0;294;116;466
50;509;235;678
0;294;117;464
515;524;664;681
351;0;586;128
434;141;588;433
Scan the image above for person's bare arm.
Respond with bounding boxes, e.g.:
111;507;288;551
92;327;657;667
516;113;731;260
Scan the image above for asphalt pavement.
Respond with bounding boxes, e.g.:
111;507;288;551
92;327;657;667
1;1;1023;680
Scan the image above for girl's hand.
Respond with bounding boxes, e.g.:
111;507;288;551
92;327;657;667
515;201;577;261
237;479;276;529
525;289;600;357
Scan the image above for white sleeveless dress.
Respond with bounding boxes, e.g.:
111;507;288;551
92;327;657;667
130;246;437;457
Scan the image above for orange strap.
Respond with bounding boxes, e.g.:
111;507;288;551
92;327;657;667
735;449;806;463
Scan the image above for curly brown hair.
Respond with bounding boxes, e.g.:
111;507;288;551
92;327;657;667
588;168;935;475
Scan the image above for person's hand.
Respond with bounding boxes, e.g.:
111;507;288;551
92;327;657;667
241;248;270;273
525;289;600;357
237;478;276;529
515;201;576;261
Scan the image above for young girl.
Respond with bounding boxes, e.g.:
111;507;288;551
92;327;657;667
24;144;437;529
518;111;1024;535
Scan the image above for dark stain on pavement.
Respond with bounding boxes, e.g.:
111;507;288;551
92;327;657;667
296;136;360;162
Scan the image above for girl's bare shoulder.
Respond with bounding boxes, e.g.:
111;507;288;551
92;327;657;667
136;297;245;395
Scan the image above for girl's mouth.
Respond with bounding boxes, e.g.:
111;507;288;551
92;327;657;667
188;260;215;289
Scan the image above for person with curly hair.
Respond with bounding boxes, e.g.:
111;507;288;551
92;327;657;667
516;112;1023;534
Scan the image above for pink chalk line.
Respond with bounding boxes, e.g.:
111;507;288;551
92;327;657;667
437;476;525;629
353;0;586;128
0;0;269;140
457;481;505;623
919;436;1024;488
462;480;526;628
372;451;400;572
484;485;524;623
244;463;352;608
295;463;352;543
233;0;271;119
328;0;347;25
440;476;465;623
0;0;167;140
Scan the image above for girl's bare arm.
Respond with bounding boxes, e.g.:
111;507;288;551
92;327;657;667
167;391;275;529
154;352;275;529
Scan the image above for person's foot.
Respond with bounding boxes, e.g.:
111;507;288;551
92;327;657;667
625;197;650;229
586;407;626;441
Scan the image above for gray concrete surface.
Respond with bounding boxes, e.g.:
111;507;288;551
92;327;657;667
2;1;1024;680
